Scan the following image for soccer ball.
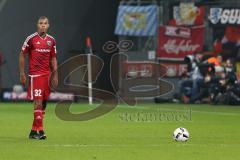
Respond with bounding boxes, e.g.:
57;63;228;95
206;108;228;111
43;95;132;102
173;127;189;142
13;85;24;95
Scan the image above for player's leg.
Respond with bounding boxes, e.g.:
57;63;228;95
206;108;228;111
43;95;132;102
28;76;40;139
28;75;47;139
30;74;50;139
34;100;47;140
39;99;47;140
38;74;52;139
29;100;44;139
42;100;47;115
41;74;51;123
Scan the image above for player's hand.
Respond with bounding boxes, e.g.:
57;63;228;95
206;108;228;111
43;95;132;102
20;73;26;86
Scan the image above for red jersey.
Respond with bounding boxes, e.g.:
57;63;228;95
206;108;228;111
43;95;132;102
21;32;57;75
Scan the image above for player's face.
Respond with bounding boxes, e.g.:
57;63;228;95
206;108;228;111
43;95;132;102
37;19;49;34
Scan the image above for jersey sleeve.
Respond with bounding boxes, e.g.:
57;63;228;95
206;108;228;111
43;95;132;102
50;40;57;57
21;36;32;54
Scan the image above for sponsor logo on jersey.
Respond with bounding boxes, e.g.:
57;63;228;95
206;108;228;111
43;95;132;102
36;41;40;45
35;48;51;53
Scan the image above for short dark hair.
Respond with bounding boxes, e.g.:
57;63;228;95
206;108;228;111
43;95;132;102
38;16;49;23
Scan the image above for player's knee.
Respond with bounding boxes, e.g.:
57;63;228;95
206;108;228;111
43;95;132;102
34;100;43;109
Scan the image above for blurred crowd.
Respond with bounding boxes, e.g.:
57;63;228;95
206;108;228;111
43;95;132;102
173;53;240;105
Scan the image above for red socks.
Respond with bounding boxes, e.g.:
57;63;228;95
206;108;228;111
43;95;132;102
32;107;43;131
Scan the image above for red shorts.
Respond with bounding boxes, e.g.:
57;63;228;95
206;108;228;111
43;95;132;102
27;74;50;100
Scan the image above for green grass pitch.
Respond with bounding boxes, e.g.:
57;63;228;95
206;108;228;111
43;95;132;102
0;102;240;160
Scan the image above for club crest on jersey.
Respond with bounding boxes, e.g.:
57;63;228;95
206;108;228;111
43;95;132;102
47;41;52;46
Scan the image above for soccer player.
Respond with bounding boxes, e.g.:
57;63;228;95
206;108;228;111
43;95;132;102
19;16;58;140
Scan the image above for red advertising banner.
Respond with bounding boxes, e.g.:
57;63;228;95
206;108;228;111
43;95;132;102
122;61;187;78
122;61;168;79
160;62;187;77
158;25;205;61
123;61;156;79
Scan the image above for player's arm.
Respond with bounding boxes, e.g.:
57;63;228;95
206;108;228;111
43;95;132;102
19;37;31;85
19;51;27;86
50;40;58;88
19;36;31;86
51;57;58;88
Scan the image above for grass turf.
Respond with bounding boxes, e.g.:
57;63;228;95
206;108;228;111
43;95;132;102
0;102;240;160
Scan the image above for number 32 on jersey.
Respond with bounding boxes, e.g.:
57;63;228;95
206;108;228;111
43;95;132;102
34;89;42;97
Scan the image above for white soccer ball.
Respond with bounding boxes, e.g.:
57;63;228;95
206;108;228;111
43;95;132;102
173;127;189;142
13;85;24;95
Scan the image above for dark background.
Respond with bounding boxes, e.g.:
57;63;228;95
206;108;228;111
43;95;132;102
0;0;119;91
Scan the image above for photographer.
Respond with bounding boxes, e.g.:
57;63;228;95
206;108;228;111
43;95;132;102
211;58;240;105
190;54;223;103
174;53;204;103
